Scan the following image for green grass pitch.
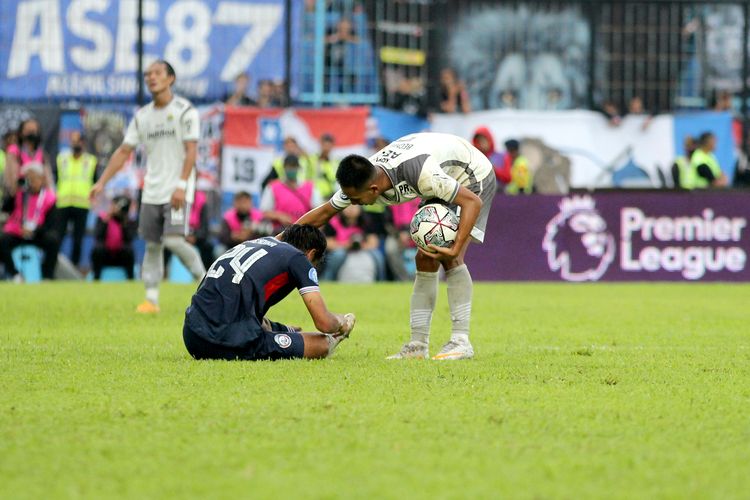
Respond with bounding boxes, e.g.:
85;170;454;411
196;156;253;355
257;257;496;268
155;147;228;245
1;281;749;499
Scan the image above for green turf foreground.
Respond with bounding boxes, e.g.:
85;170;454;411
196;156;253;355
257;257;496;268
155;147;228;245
1;282;749;499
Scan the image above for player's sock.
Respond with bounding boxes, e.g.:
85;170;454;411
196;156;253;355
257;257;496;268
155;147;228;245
142;242;164;304
410;270;438;345
164;236;206;280
446;264;472;344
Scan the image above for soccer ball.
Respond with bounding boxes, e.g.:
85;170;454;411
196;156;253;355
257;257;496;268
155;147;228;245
409;203;459;252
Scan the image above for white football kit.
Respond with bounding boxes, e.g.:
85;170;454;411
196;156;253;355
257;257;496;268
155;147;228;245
329;132;496;242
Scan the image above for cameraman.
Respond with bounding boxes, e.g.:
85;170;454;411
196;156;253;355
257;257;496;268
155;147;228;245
90;195;136;280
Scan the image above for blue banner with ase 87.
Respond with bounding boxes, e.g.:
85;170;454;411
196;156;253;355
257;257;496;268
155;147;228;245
0;0;292;101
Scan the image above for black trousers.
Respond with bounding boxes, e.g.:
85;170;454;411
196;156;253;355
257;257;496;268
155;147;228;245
57;207;89;266
0;231;58;279
90;245;135;280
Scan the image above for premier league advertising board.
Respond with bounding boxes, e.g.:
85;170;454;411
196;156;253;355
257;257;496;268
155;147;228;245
0;0;295;101
467;192;750;282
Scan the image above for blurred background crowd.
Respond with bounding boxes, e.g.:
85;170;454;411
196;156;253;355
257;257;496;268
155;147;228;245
1;0;749;283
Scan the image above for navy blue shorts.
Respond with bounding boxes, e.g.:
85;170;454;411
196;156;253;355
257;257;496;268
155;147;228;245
183;324;305;361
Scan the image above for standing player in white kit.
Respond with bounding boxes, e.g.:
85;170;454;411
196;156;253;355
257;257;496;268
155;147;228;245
296;132;496;360
91;60;206;313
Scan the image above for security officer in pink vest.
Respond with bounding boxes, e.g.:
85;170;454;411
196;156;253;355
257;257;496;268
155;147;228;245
219;191;269;249
0;163;59;281
259;155;322;232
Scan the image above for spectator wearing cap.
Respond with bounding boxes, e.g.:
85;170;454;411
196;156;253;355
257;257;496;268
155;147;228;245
262;137;310;188
260;155;322;231
0;163;59;281
90;195;137;280
302;133;339;200
504;139;533;195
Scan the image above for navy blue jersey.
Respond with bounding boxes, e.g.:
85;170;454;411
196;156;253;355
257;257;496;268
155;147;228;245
184;237;320;347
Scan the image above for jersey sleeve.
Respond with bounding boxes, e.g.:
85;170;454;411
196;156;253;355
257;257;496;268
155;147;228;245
289;254;320;296
123;116;140;147
181;107;200;142
328;189;351;211
416;156;460;203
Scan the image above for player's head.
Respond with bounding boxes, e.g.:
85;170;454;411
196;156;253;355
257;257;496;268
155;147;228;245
145;60;176;95
280;224;327;265
336;154;380;205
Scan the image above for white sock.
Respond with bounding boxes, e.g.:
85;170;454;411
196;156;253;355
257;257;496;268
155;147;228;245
142;242;164;303
446;264;472;344
410;270;438;345
164;236;206;280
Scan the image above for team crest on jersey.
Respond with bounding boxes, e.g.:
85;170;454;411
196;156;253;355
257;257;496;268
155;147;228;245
167;113;174;121
309;268;319;284
274;334;292;349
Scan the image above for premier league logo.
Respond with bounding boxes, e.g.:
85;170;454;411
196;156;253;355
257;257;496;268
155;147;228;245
542;196;616;282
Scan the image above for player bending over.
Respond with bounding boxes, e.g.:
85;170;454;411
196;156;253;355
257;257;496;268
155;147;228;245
296;132;496;360
183;224;355;361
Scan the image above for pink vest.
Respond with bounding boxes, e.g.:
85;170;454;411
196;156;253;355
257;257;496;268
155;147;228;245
189;191;207;230
7;144;44;178
100;212;125;251
223;208;263;232
3;189;56;237
329;215;363;245
390;199;421;227
269;181;314;222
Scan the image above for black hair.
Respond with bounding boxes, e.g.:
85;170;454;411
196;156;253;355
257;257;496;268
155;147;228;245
336;154;376;190
154;59;177;82
17;118;41;138
234;191;252;201
280;224;327;262
698;131;715;147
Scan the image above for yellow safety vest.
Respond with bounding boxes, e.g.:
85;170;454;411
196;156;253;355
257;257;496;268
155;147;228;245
302;154;339;199
271;155;310;183
674;156;693;189
505;155;532;195
56;152;97;209
689;149;722;189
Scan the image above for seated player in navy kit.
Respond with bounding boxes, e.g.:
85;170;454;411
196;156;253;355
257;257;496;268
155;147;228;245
183;224;355;360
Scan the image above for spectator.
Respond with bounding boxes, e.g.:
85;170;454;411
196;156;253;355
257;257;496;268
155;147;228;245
472;127;510;186
90;195;136;280
384;199;421;281
55;131;98;269
438;68;471;114
224;73;256;107
626;95;653;130
671;136;697;189
599;100;622;127
689;132;728;188
325;17;360;93
0;163;59;282
303;133;339;200
393;76;427;116
263;137;309;188
712;90;734;112
260;155;321;232
4;119;53;196
187;190;215;270
219;191;269;249
322;204;383;282
504;139;533;195
272;79;288;107
256;79;278;108
0;132;11;203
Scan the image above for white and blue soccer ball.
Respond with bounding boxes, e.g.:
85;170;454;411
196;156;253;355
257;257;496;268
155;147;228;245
409;203;459;252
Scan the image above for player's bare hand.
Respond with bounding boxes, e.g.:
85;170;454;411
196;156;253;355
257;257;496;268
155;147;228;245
422;244;458;261
171;188;186;210
89;182;104;201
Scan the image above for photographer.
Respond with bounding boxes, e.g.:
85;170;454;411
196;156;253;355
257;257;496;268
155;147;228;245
321;204;384;282
0;163;59;282
90;195;136;280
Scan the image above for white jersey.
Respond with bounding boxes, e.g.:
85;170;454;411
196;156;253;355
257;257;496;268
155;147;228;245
123;95;200;205
329;133;494;210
